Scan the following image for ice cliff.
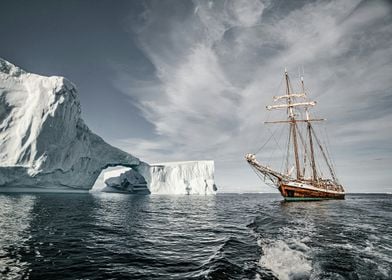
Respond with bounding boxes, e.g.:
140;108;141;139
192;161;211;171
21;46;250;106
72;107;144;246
101;161;217;195
0;58;141;191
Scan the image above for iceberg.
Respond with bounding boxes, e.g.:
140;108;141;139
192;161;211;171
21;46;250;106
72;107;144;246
0;58;144;191
0;58;218;194
102;161;217;195
101;168;150;194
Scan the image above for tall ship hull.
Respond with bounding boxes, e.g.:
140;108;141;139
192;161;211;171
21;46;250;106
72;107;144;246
245;69;345;201
278;182;345;201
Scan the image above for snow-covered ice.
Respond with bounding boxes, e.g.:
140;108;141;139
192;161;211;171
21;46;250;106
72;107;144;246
140;161;217;195
101;161;217;195
0;58;217;193
0;58;143;191
101;168;150;194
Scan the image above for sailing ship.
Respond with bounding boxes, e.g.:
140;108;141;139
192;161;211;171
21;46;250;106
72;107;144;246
245;69;345;201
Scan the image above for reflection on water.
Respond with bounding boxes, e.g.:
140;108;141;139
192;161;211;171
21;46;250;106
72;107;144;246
0;193;391;279
0;195;36;278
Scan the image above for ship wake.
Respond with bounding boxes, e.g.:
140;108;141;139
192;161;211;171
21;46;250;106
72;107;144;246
249;211;316;280
259;239;311;280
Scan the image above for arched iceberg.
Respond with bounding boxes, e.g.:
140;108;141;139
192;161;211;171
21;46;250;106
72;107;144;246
0;58;144;191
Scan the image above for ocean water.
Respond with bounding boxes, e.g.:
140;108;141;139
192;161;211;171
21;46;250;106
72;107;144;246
0;193;391;280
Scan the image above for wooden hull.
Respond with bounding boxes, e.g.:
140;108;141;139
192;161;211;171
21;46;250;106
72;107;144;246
279;183;345;201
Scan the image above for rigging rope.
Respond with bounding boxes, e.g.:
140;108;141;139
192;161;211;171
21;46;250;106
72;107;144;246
280;126;290;174
322;124;339;179
264;123;286;174
249;164;278;189
311;125;337;181
254;132;275;155
254;75;285;155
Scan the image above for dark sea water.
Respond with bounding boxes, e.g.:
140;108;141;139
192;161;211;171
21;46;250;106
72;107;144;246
0;193;391;280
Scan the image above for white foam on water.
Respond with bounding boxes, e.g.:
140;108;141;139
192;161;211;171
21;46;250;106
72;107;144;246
259;239;312;280
257;217;316;279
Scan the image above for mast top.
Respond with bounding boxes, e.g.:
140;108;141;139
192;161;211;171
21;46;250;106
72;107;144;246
266;69;319;120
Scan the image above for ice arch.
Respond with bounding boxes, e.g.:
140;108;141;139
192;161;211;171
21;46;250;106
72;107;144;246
91;164;150;194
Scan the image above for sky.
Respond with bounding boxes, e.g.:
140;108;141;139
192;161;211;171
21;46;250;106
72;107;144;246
0;0;391;193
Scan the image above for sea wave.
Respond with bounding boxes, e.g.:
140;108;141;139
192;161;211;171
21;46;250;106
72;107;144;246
260;239;311;280
0;193;391;279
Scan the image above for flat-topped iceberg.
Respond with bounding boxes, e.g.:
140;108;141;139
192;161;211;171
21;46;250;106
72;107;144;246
101;161;217;195
0;58;143;191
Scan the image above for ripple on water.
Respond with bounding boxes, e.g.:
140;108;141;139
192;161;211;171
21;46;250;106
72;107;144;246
0;195;36;279
0;193;391;279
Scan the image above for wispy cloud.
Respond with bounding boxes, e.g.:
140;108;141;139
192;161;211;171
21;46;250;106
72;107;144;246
113;0;392;192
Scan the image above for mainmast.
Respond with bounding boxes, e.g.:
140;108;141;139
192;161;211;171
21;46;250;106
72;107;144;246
302;77;318;181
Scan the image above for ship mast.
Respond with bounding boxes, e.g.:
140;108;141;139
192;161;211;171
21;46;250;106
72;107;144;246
266;69;321;181
285;70;301;179
302;77;318;181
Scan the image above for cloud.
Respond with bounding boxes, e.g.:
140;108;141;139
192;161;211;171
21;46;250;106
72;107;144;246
114;0;392;191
